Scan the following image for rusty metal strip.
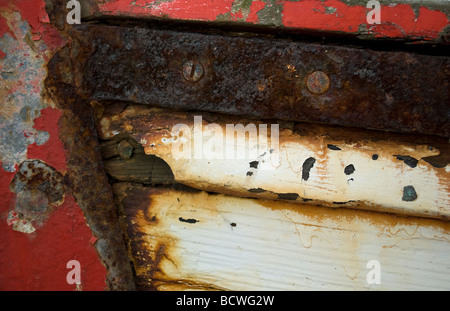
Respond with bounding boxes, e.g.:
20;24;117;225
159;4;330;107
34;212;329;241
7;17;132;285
43;1;136;290
80;24;450;137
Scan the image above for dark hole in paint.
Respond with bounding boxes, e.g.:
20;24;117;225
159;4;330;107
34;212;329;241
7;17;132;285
248;188;267;193
402;185;417;202
302;157;316;181
394;155;418;168
333;201;356;205
230;223;236;227
246;171;253;176
422;155;447;168
178;217;199;224
327;144;341;151
249;161;259;169
372;154;378;160
344;164;355;175
277;193;299;200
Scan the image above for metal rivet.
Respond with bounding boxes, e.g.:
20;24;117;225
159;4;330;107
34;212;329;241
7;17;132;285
306;71;330;94
182;60;204;82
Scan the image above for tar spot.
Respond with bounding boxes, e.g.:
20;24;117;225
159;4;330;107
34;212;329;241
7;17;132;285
277;193;299;200
344;164;355;175
230;223;236;227
178;217;199;224
402;185;417;202
395;155;418;168
248;188;266;193
246;171;253;176
249;161;259;169
302;157;316;181
327;144;341;151
372;154;378;160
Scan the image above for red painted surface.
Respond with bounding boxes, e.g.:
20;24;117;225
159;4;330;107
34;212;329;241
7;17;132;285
96;0;449;41
0;187;107;290
246;1;266;23
0;14;13;38
369;6;448;39
0;0;107;291
283;1;448;40
100;0;234;21
0;105;108;290
27;108;68;173
0;105;107;290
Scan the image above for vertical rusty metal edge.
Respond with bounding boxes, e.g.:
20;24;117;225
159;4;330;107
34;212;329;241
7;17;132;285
43;0;136;290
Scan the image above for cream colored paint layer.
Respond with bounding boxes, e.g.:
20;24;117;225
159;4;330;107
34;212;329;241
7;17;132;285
99;106;450;219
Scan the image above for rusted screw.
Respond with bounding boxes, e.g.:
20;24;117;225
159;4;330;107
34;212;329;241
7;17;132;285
182;60;204;82
306;71;330;95
117;140;134;159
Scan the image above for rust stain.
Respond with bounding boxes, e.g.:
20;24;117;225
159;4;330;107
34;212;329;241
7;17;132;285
7;159;65;233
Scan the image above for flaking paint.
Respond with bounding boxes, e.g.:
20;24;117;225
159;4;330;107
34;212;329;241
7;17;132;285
94;0;449;42
0;0;107;290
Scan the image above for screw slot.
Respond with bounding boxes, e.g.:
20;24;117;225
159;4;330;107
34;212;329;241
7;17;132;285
182;60;204;83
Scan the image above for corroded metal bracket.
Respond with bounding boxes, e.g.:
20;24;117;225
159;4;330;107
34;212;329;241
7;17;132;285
80;24;449;137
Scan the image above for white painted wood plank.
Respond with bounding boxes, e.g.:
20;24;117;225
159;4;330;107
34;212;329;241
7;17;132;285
99;105;450;219
115;184;450;291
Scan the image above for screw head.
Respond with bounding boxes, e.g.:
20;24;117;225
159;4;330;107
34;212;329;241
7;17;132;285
306;71;330;94
182;60;204;82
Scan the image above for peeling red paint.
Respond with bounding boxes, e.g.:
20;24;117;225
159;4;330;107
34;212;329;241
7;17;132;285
282;1;448;40
282;0;366;33
96;0;449;41
0;0;107;290
27;108;68;173
246;1;266;23
231;9;244;21
99;0;234;21
0;0;64;50
369;6;448;40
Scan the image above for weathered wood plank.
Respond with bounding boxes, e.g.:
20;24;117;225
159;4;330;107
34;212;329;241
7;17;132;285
114;183;450;291
104;154;174;185
100;138;145;159
98;105;450;220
